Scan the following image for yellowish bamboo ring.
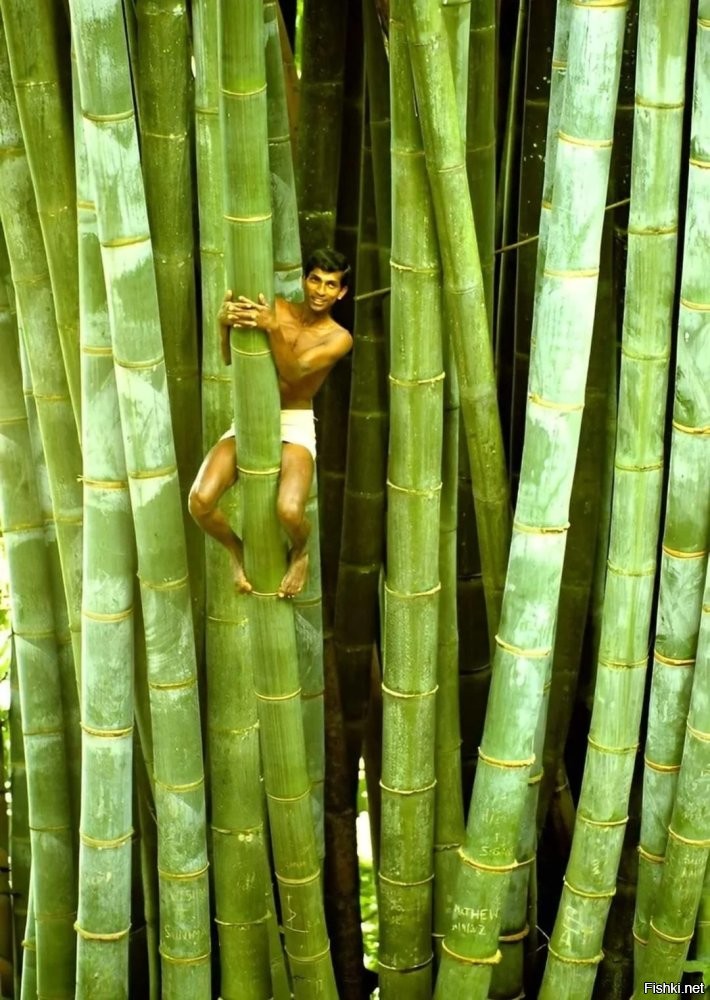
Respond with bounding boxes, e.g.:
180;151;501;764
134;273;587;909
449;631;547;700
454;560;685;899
577;812;628;829
54;514;83;525
528;771;544;786
606;560;655;578
700;16;710;27
231;346;272;357
154;775;205;794
266;787;310;804
223;212;271;223
301;688;325;701
678;297;710;313
386;479;443;497
513;519;569;534
20;940;36;951
544;266;600;279
528;393;584;413
148;675;197;692
114;351;162;370
557;130;613;149
632;929;648;945
667;826;710;849
573;0;626;7
689;156;710;170
285;942;333;964
82;607;132;623
458;847;518;874
383;580;442;598
614;460;663;473
673;419;710;434
0;521;42;535
687;722;710;742
649;920;693;944
654;650;694;667
633;95;684;111
478;748;535;770
236;464;281;476
214;916;267;929
75;922;130;942
254;688;301;703
250;590;280;597
81;476;128;490
597;655;648;669
379;871;434;888
644;757;680;774
564;878;615;900
495;634;551;659
0;414;27;427
129;464;177;482
389;258;438;276
547;945;604;966
84;108;133;123
389;371;445;387
379;779;437;796
381;682;438;700
500;924;530;943
378;953;433;972
441;940;502;966
140;572;189;592
29;824;71;834
663;544;707;559
276;870;321;888
14;627;56;643
34;910;77;923
157;862;209;882
206;614;248;626
638;846;664;864
621;344;672;359
211;823;262;837
159;948;211;966
587;735;638;756
80;723;133;740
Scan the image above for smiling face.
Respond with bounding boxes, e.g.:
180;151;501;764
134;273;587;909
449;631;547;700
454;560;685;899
303;267;348;314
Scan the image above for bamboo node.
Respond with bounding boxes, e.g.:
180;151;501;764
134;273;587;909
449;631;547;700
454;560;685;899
687;721;710;743
528;393;584;413
699;16;710;28
557;130;613;149
102;233;151;250
22;725;62;738
500;925;530;943
81;476;128;490
587;735;638;756
276;869;321;887
1;522;42;536
654;649;694;667
221;82;267;97
649;920;693;944
249;590;280;597
285;942;332;964
80;723;133;740
528;771;544;786
74;921;130;942
547;944;604;966
614;460;663;473
129;464;177;482
597;655;648;670
14;627;55;641
82;606;132;623
388;371;446;387
223;211;272;224
159;947;211;966
513;519;569;535
606;560;655;579
577;811;629;829
543;266;600;279
384;580;442;598
679;298;710;314
379;778;437;797
154;775;205;794
266;786;311;805
458;847;519;874
83;108;133;124
662;544;707;559
441;940;502;966
80;829;133;850
206;614;248;626
139;572;189;592
564;877;616;900
381;682;438;700
494;634;551;659
29;824;71;834
379;871;434;888
378;953;433;973
214;915;268;929
81;344;112;357
148;675;197;692
633;94;684;111
478;748;535;770
254;687;301;703
211;822;262;837
667;825;710;849
157;862;209;882
386;479;443;499
632;929;649;945
638;846;664;864
644;756;680;774
231;347;272;357
236;464;281;476
689;156;710;170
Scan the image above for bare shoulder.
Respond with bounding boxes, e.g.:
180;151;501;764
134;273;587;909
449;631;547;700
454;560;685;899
324;318;353;354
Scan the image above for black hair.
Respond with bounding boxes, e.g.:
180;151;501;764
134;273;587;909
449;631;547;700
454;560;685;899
303;248;352;289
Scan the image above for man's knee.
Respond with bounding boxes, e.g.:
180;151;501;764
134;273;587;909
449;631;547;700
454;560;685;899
188;483;214;521
277;493;304;531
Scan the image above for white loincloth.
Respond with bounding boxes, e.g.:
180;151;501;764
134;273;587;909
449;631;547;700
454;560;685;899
220;409;316;460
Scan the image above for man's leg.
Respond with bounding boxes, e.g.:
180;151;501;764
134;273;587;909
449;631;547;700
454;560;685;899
276;443;314;597
188;437;252;593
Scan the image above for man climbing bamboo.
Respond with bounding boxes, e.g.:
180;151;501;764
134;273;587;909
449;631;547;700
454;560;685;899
189;248;352;598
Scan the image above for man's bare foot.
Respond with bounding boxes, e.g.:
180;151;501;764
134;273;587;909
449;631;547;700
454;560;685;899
278;549;309;598
230;541;252;594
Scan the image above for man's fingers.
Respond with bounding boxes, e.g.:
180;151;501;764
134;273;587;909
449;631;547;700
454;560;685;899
258;293;268;305
224;289;233;300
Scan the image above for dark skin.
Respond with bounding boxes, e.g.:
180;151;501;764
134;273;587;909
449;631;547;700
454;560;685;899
188;268;352;597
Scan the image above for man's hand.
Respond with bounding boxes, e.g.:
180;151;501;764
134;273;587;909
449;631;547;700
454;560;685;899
232;294;277;333
219;290;234;365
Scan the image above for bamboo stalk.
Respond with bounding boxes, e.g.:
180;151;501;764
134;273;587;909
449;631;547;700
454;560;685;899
70;3;211;993
466;0;494;327
435;3;627;995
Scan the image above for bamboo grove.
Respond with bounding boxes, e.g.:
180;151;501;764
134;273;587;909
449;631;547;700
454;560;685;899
0;0;708;998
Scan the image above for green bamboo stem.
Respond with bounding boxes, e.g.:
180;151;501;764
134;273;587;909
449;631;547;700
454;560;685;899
0;0;81;429
296;0;348;257
466;0;494;328
20;881;36;1000
542;2;691;994
0;17;83;682
434;4;627;995
134;750;160;1000
265;0;301;301
70;3;211;993
135;0;204;656
74;93;135;996
220;3;336;995
364;0;392;290
633;3;709;968
0;246;76;995
378;5;443;996
441;0;470;133
633;567;710;992
695;861;710;969
404;0;511;643
9;643;30;996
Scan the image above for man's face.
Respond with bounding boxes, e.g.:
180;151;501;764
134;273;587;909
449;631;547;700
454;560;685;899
303;267;347;314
